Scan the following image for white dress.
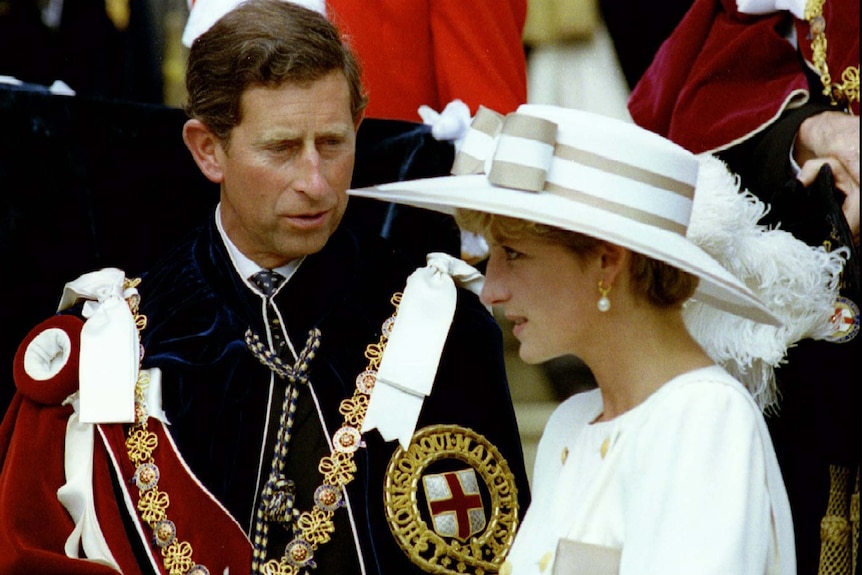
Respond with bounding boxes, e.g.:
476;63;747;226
504;365;795;575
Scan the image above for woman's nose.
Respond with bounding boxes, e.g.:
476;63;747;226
480;258;508;307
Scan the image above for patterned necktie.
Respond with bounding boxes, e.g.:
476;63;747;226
250;270;288;356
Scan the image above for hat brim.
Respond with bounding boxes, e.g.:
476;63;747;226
349;174;781;326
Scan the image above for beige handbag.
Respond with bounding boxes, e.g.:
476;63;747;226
552;539;621;575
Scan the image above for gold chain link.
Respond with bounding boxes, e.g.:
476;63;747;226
804;0;860;108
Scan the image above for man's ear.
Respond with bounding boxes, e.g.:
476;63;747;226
182;119;225;184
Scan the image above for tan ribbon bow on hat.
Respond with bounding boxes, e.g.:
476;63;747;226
453;106;559;193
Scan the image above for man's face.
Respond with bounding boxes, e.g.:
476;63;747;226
215;70;358;268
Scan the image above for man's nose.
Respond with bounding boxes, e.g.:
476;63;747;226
295;149;328;198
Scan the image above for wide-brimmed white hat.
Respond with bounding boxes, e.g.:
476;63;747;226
350;104;781;326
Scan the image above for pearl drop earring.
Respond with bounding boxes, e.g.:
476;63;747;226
597;280;612;312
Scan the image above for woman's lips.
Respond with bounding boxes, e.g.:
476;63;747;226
509;316;526;338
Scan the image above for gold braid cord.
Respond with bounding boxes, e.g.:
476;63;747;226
853;467;860;575
260;293;403;575
804;0;860;108
817;464;857;575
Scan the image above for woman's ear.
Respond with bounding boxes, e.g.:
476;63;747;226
597;242;628;285
182;119;225;184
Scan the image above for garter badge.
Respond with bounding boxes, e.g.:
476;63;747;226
384;424;520;574
824;296;860;343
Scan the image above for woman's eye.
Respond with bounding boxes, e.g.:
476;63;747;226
502;246;522;261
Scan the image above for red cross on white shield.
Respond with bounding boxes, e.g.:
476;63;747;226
422;468;487;541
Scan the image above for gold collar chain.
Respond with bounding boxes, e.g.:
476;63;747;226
123;278;211;575
123;282;403;575
804;0;860;108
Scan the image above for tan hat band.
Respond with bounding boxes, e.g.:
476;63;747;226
448;106;694;236
545;182;688;236
553;144;695;200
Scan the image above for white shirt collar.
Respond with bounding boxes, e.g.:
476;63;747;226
214;204;303;293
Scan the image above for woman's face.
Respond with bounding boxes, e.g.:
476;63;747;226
480;235;601;364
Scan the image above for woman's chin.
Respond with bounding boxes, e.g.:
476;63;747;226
517;345;551;365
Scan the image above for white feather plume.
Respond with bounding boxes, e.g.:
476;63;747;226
683;154;847;411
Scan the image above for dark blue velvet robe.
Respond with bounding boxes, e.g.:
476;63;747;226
137;213;531;574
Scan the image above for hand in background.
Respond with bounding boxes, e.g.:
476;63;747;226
795;111;860;245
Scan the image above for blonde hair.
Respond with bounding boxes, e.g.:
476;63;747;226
456;209;699;307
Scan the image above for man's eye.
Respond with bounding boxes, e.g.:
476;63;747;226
318;138;347;152
269;142;298;154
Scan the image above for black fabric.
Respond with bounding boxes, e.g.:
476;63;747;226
0;0;164;104
761;169;861;575
137;217;531;573
598;0;694;89
0;87;457;417
0;87;216;416
717;100;837;203
342;117;460;265
718;104;861;575
764;166;860;296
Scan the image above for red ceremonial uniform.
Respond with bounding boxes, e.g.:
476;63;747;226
326;0;528;121
628;0;859;154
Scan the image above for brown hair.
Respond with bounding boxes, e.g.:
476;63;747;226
184;0;367;144
456;210;699;307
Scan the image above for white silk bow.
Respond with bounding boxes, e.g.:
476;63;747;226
361;252;485;448
31;266;168;566
57;267;139;423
